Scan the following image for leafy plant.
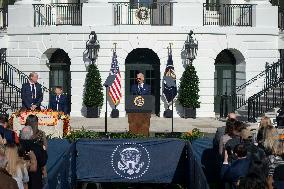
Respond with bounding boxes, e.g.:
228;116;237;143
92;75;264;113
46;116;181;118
65;128;203;142
178;64;200;108
83;63;104;108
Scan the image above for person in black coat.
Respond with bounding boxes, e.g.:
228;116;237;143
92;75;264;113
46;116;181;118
131;73;151;95
21;72;43;111
49;86;69;115
277;102;284;128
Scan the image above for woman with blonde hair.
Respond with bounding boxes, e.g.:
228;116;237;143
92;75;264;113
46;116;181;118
5;144;36;189
267;139;284;189
257;116;278;155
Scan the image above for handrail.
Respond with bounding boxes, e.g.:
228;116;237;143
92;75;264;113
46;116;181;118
0;49;50;113
0;61;49;93
245;59;284;122
236;61;281;92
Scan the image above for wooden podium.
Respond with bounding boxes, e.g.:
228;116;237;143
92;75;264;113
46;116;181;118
126;95;154;136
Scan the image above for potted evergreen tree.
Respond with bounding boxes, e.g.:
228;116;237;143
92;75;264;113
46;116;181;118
83;64;104;118
178;64;200;118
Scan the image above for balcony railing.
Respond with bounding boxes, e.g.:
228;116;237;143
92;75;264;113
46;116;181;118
279;9;284;31
33;3;82;26
111;2;173;25
203;3;253;27
0;7;8;30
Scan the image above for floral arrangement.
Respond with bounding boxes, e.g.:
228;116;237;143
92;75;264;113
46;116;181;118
180;128;204;141
9;109;70;136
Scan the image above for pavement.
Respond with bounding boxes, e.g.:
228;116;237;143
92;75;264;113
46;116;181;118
70;116;260;133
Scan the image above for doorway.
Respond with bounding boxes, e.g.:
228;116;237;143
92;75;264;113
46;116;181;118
125;48;160;115
214;49;236;114
48;49;71;113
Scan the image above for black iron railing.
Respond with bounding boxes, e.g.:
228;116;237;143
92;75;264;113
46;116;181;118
0;48;50;113
203;3;253;26
33;3;82;26
247;59;284;122
111;2;173;25
0;7;8;30
218;59;284;119
279;9;284;31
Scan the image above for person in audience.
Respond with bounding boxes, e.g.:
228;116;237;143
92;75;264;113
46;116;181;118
49;86;69;115
221;144;251;189
225;121;246;159
238;173;269;189
5;144;32;189
214;112;237;150
268;139;284;177
257;118;278;156
276;102;284;128
0;115;18;144
240;129;266;161
0;150;19;189
219;119;235;155
20;126;47;189
25;115;47;150
21;72;43;111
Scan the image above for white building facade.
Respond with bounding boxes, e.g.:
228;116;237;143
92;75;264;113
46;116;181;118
0;0;282;118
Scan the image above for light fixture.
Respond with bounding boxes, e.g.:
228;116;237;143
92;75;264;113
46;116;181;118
86;31;100;63
184;30;198;63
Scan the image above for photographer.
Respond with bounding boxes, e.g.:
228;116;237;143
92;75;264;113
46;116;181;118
20;126;47;189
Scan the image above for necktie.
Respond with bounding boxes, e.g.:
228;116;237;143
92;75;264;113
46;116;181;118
56;95;59;111
31;84;35;99
139;85;143;94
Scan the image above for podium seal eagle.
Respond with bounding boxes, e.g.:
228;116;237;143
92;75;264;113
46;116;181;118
134;96;145;107
111;143;150;179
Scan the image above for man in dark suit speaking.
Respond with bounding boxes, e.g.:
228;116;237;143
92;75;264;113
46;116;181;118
21;72;43;110
131;72;151;95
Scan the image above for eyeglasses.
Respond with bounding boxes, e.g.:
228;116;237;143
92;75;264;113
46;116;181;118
136;78;142;80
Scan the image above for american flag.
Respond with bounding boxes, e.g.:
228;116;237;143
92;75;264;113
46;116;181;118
108;51;122;105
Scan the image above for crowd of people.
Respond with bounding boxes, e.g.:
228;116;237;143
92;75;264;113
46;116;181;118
0;114;48;189
214;113;284;189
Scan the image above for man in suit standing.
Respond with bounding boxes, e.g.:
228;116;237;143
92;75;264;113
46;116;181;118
21;72;43;111
131;72;151;95
49;86;69;115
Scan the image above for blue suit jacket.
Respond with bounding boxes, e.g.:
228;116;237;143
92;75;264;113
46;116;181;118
49;94;69;115
221;158;251;189
131;83;151;95
21;82;43;109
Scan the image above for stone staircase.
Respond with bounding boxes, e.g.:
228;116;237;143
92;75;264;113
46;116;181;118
235;77;284;123
0;48;49;115
221;58;284;123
